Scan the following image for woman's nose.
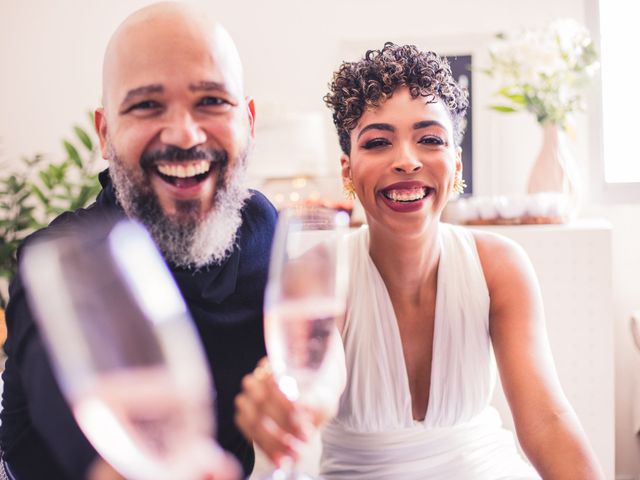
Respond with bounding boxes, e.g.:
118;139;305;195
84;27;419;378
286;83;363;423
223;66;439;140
392;146;422;173
160;110;207;149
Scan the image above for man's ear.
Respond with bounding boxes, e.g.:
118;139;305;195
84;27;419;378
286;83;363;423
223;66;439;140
94;108;109;160
245;97;256;137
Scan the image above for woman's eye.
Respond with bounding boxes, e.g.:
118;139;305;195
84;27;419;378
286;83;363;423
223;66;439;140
419;135;445;146
362;138;391;150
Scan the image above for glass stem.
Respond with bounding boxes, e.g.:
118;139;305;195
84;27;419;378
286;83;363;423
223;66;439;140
273;456;297;480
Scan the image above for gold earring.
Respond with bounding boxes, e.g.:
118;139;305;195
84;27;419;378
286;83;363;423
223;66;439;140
343;179;356;200
453;174;466;195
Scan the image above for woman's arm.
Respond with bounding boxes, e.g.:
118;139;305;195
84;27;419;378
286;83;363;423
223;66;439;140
475;231;604;480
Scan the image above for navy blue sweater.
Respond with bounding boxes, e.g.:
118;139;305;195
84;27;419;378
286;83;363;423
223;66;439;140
0;171;277;479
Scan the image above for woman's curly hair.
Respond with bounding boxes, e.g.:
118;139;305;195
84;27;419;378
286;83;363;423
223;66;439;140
324;42;469;155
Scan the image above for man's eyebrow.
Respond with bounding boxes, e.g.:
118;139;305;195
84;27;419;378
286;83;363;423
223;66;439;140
357;123;395;140
121;84;164;105
413;120;448;131
189;81;228;92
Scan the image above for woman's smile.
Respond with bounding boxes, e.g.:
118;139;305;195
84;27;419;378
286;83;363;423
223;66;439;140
379;181;434;213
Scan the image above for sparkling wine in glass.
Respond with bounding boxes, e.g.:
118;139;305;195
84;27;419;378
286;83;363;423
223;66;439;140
263;206;349;479
21;219;230;480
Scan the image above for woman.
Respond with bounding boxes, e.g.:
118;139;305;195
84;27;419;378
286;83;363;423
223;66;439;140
236;43;603;479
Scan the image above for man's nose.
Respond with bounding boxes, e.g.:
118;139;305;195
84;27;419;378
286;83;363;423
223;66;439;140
392;145;422;173
160;111;207;149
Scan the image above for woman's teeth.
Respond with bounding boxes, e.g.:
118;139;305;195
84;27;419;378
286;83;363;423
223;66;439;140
384;187;428;202
156;160;211;178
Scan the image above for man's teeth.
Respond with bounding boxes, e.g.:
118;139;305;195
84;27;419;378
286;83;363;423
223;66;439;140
384;187;428;202
156;161;211;178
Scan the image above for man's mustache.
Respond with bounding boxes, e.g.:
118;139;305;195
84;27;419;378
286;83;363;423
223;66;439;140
140;146;228;169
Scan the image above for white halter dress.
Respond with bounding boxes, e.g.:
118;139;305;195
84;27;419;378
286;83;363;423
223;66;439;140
320;224;540;480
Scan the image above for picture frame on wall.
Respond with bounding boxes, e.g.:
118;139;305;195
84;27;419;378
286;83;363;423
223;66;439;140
444;54;473;194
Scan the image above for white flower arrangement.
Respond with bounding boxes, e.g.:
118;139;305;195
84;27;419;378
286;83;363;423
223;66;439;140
485;19;599;128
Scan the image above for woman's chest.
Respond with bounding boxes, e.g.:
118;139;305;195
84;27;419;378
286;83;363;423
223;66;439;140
395;305;436;420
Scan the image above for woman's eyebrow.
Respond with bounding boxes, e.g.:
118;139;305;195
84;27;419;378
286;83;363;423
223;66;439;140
413;120;447;131
357;123;395;140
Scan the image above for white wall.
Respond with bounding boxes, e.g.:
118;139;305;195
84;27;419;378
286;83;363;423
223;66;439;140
588;203;640;478
2;0;637;476
0;0;587;190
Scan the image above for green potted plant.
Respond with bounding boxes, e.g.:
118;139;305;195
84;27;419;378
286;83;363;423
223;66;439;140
0;115;102;309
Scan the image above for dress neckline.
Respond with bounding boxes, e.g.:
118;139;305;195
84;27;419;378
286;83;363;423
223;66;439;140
364;226;445;425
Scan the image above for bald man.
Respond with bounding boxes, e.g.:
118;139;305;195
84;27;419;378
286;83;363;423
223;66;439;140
0;3;276;479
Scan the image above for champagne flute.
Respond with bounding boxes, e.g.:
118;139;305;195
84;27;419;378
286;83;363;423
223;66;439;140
20;219;233;480
263;206;349;479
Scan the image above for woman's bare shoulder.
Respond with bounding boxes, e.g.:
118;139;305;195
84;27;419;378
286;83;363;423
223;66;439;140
469;229;532;291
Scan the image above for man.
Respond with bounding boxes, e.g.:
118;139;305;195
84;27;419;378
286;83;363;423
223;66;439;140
0;3;276;479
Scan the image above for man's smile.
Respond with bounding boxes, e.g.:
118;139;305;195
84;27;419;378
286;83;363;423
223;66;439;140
155;160;214;188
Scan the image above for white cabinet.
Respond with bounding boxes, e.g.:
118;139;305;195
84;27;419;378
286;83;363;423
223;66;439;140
476;220;615;479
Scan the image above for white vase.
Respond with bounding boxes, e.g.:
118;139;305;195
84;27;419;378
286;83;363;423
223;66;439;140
527;124;582;219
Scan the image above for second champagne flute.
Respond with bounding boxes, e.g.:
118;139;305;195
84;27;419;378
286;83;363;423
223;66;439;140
263;206;349;479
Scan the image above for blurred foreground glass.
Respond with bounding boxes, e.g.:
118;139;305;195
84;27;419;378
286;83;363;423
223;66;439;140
21;220;225;480
263;206;349;480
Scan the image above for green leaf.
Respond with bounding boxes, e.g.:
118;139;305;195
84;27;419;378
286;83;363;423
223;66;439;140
17;205;35;216
7;176;20;192
47;163;65;183
88;182;101;199
63;140;82;167
24;155;42;167
494;87;525;104
14;218;33;231
38;171;53;189
0;243;16;259
498;92;526;106
489;105;519;113
74;126;93;151
53;193;73;201
27;218;44;230
30;185;48;206
74;186;92;209
49;206;68;215
16;190;32;204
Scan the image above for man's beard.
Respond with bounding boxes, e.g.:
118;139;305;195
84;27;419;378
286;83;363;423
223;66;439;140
108;141;251;269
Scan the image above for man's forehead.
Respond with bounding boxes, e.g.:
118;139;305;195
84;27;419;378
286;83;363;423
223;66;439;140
102;4;244;106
